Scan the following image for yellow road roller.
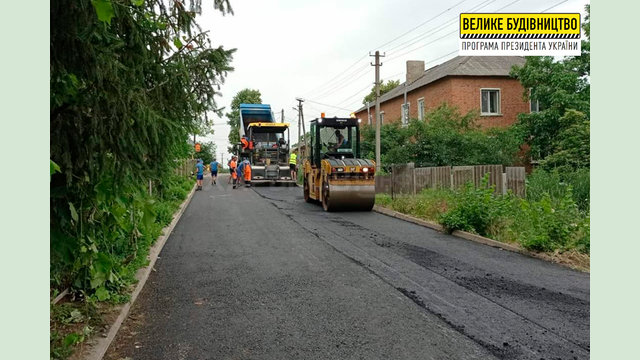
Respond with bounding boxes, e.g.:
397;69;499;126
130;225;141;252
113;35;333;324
303;116;376;211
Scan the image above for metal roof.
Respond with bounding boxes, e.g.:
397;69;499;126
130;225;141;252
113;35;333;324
354;56;525;113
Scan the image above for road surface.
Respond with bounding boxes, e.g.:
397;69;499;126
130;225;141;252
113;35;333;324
105;174;589;360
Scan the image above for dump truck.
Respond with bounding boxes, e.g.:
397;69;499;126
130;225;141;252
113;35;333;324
302;116;376;211
238;104;294;184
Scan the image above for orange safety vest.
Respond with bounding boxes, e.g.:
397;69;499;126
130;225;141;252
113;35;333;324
241;138;249;150
244;163;251;181
230;160;237;179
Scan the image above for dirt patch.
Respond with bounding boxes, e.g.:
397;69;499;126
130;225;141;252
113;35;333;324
65;302;125;360
530;250;590;272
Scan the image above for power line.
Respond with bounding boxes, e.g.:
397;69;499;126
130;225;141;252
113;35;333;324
340;0;566;110
334;83;375;108
310;63;372;100
335;71;404;108
314;0;498;105
386;29;458;62
386;0;498;54
301;53;368;97
301;0;473;100
541;0;569;12
372;0;471;50
312;0;500;110
304;99;354;112
385;0;530;63
299;0;565;117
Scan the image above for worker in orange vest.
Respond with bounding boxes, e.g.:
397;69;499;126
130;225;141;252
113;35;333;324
239;159;252;187
229;156;238;189
241;136;249;151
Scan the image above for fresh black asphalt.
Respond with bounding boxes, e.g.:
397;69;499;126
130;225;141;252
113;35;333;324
105;174;589;360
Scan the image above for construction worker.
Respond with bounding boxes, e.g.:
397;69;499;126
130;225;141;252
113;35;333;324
210;158;219;185
195;159;204;191
241;135;250;151
229;156;238;189
330;130;346;152
240;158;252;187
235;158;244;189
289;150;297;180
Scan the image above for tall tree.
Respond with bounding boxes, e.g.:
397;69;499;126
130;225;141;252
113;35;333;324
226;88;262;152
362;80;400;105
510;5;590;162
50;0;235;291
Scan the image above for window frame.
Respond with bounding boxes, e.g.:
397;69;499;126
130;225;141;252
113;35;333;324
417;97;425;121
480;88;501;116
530;99;540;113
379;111;385;125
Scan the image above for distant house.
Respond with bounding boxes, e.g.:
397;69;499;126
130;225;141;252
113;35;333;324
353;56;531;129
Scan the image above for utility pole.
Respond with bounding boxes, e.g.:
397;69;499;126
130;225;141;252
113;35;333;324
370;51;385;169
192;134;196;160
301;107;307;159
296;98;305;162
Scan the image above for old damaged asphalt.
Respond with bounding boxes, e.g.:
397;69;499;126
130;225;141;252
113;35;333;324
105;175;589;360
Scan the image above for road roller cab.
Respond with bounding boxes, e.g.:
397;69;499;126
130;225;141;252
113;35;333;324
303;116;376;211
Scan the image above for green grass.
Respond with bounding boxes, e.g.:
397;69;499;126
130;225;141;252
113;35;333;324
376;176;589;254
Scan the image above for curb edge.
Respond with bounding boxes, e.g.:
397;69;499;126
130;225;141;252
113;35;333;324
84;182;198;360
372;205;588;272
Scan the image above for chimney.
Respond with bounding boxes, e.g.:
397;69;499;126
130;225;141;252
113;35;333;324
406;60;425;85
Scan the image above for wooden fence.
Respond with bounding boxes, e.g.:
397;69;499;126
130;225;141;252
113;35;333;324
376;163;526;197
175;158;197;177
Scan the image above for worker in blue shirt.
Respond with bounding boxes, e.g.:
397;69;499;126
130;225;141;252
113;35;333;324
235;159;244;189
210;159;220;185
195;159;204;191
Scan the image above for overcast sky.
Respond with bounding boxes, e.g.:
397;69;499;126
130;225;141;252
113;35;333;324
196;0;589;162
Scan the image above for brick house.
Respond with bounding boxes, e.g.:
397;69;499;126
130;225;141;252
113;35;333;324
353;56;530;129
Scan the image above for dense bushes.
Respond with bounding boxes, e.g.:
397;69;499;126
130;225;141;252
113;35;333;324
50;172;193;301
376;172;589;254
439;178;510;236
527;168;590;212
361;104;523;167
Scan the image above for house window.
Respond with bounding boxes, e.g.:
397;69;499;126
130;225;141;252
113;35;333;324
530;99;540;113
379;111;385;124
417;98;425;120
401;103;410;125
481;89;501;115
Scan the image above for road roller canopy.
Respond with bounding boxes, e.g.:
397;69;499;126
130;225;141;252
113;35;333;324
309;117;362;166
